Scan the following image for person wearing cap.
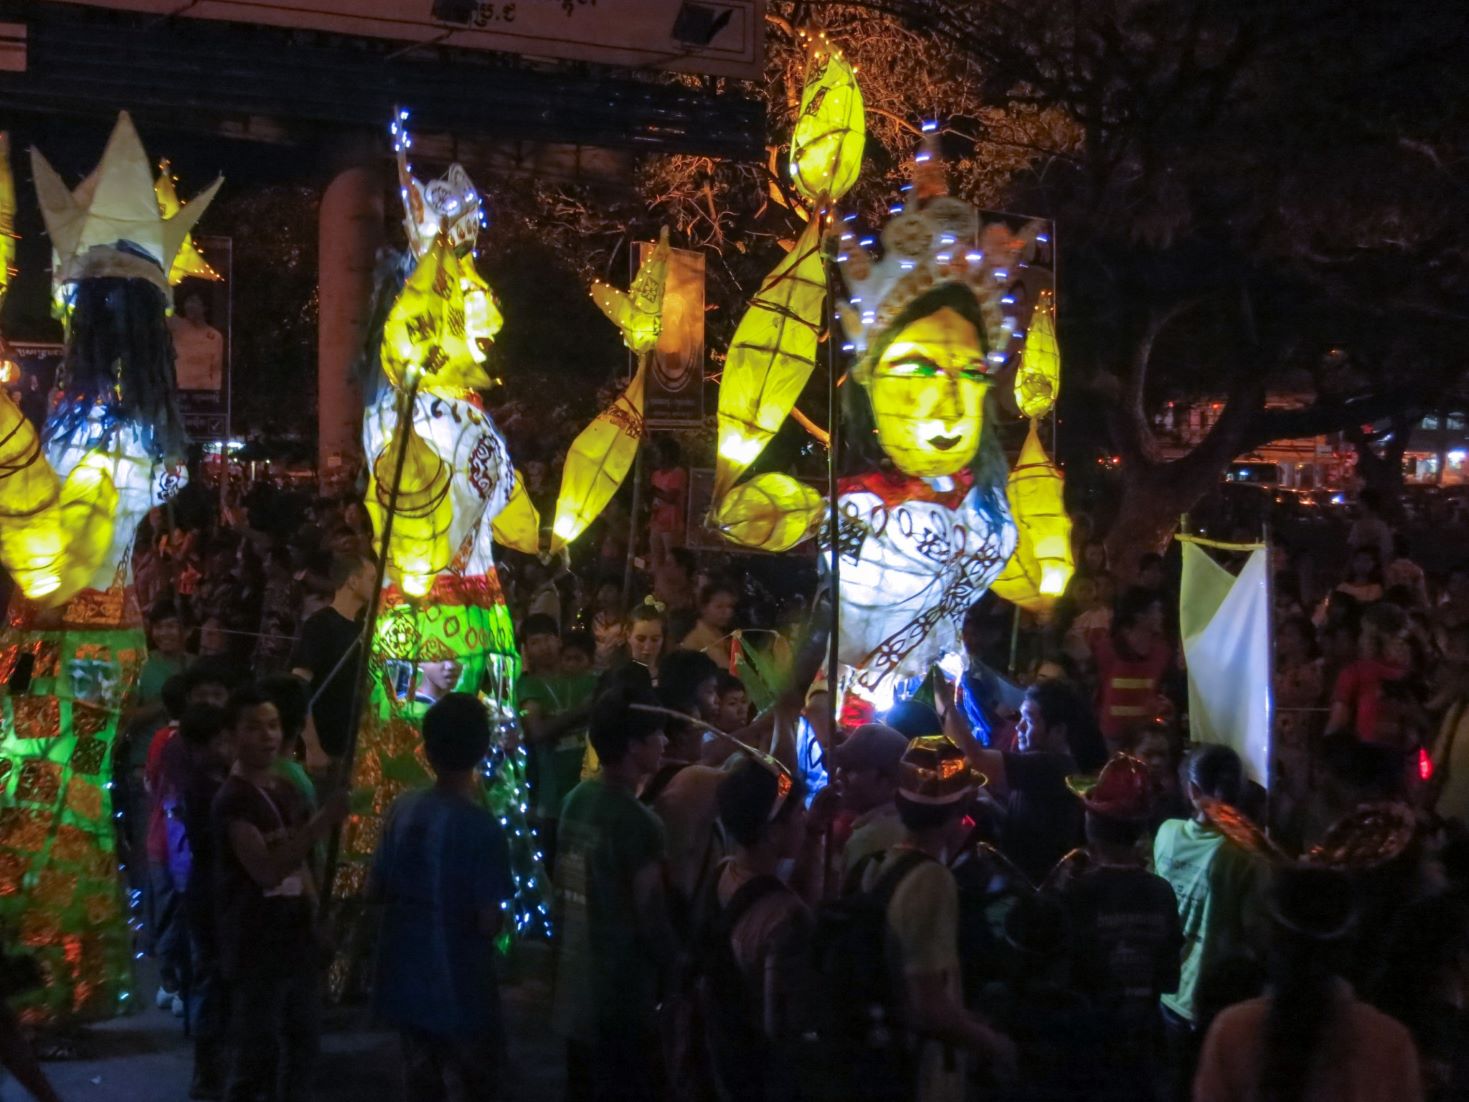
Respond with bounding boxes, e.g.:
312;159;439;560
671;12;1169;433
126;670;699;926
1056;754;1183;1098
1193;866;1420;1102
831;723;910;885
859;735;1017;1100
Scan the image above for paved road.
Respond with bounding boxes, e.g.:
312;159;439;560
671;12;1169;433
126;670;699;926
3;950;563;1102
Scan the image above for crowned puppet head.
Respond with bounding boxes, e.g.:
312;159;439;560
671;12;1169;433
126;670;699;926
31;112;221;294
835;130;1046;479
393;111;483;260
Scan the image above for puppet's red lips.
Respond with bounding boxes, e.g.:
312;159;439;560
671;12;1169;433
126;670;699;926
927;434;961;450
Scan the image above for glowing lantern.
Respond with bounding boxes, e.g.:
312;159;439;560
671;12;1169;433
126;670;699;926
591;227;670;355
1014;287;1059;418
491;469;541;554
31;111;221;294
546;231;669;551
154;160;221;284
789;36;865;205
334;119;549;976
712;472;824;553
380;235;497;392
1;113;203;1024
368;416;453;598
711;36;866;504
713;216;828;499
550;363;647;552
991;420;1074;614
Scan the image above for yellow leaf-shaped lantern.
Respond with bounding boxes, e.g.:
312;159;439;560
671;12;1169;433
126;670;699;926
991;421;1074;616
155;160;221;285
547;232;670;551
381;235;498;392
492;468;542;554
550;363;647;552
712;471;824;553
1014;287;1060;418
712;38;864;504
713;216;828;499
368;416;453;599
789;36;866;205
592;227;670;355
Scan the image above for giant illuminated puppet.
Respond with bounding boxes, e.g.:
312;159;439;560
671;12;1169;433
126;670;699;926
709;40;1071;710
326;117;549;981
0;113;214;1020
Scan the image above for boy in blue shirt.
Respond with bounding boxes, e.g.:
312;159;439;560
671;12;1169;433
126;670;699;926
370;693;513;1099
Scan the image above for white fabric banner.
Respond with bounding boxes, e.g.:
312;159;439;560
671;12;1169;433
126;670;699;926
1180;543;1272;787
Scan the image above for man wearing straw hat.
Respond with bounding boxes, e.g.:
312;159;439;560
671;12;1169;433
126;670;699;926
858;735;1017;1101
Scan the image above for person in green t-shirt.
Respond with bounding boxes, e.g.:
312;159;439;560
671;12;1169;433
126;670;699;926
258;674;319;812
138;601;192;707
1153;745;1266;1032
518;620;598;867
552;684;675;1100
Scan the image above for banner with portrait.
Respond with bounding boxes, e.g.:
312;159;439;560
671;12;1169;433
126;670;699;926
636;240;705;428
169;234;232;441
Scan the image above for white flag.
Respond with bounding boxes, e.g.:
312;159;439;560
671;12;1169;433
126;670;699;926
1180;542;1272;787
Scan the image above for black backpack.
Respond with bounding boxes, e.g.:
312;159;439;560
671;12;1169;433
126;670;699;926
808;849;932;1101
696;864;789;1101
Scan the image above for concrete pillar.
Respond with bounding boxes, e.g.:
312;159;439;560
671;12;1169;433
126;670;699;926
317;161;383;488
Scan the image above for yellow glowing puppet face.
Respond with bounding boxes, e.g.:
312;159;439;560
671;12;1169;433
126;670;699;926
866;306;990;478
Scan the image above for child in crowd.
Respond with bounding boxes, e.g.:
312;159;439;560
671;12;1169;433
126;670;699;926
371;693;514;1099
586;583;627;670
211;686;347;1102
138;600;191;705
1154;746;1265;1055
681;580;740;662
561;631;596;676
715;672;751;732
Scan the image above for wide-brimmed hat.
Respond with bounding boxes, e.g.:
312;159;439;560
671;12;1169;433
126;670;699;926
897;735;985;805
1072;754;1154;822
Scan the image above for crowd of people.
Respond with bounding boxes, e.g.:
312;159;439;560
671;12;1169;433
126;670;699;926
4;456;1464;1102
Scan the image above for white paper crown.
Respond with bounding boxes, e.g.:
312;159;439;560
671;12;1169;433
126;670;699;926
835;131;1046;368
392;110;483;259
31;111;221;292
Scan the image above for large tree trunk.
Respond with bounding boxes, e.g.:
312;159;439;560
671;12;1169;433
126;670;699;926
1105;461;1220;579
